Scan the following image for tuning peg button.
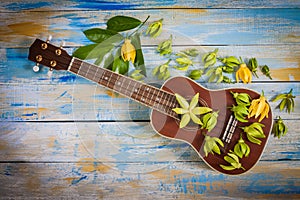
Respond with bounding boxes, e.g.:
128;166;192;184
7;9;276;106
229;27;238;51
33;63;40;72
60;41;65;48
46;35;52;43
47;68;53;77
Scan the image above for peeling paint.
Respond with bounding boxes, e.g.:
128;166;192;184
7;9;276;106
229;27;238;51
78;158;111;173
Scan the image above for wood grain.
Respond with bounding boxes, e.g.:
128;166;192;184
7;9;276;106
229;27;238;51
0;161;299;199
0;0;299;198
0;121;299;162
0;9;299;47
1;0;299;11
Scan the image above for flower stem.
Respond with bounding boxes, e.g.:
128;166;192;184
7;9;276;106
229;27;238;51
128;15;150;38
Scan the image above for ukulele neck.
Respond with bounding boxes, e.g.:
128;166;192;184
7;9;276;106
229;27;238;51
68;57;179;119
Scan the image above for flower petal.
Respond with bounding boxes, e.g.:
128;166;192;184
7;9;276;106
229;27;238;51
172;108;188;114
190;112;202;125
175;93;189;110
192;107;212;115
179;113;190;128
189;93;199;109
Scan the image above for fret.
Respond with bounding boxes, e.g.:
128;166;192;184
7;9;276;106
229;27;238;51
77;60;83;75
157;90;165;112
132;82;138;94
166;94;174;110
70;58;81;74
68;58;179;119
118;76;126;96
85;63;91;78
140;85;147;103
149;88;156;106
67;57;74;71
125;79;132;96
145;87;151;106
161;93;168;111
99;68;107;86
92;64;100;82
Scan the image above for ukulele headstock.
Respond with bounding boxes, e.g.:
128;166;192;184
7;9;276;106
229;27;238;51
28;37;72;72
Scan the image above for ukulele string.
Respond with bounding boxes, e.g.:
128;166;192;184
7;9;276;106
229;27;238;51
69;59;239;125
70;59;179;117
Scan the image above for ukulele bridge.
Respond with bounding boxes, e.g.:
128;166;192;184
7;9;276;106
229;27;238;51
222;115;238;144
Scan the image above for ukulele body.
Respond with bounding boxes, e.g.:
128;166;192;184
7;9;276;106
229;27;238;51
150;76;273;175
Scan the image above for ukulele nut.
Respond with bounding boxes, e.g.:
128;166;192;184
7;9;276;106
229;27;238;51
50;60;57;67
55;49;62;56
41;43;48;50
36;55;43;62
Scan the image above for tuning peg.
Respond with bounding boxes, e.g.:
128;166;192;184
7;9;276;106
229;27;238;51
60;41;65;48
46;35;52;43
33;63;40;72
47;68;53;77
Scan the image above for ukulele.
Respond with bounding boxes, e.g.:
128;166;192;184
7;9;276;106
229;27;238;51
28;38;273;175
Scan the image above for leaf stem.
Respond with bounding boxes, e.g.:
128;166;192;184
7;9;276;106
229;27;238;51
128;15;150;38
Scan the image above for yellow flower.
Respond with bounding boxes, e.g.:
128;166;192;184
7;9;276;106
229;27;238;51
248;92;270;122
236;63;252;83
121;39;136;63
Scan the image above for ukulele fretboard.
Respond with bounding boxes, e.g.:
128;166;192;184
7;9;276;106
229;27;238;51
68;57;179;119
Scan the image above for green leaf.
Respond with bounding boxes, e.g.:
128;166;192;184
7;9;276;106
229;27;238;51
107;16;141;32
112;48;129;75
113;56;129;75
93;45;114;66
131;33;146;76
84;28;123;43
72;44;98;59
102;52;114;70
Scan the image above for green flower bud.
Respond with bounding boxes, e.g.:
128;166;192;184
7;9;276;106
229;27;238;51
152;59;171;80
176;57;193;66
203;135;224;157
146;19;163;38
219;56;240;67
241;122;265;145
220;151;245;171
130;69;145;81
272;116;288;138
157;35;172;55
261;65;272;80
272;89;295;113
247;58;259;78
188;69;203;80
202;48;218;68
234;134;250;158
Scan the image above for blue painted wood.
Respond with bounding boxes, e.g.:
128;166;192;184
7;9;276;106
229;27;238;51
0;0;299;198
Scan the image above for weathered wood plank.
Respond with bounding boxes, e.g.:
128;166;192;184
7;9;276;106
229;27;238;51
1;0;299;11
0;161;299;199
1;45;299;83
1;82;299;121
0;120;299;162
1;9;299;47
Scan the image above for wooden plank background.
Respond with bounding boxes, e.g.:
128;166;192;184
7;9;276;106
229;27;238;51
0;0;299;199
